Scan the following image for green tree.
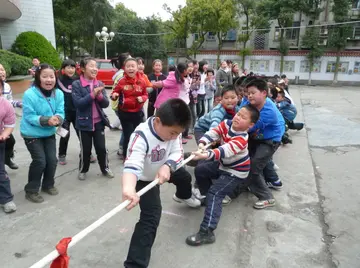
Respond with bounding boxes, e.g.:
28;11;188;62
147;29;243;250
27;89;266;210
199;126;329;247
328;0;353;84
209;0;237;65
258;0;303;74
301;0;324;85
163;4;191;61
235;0;270;69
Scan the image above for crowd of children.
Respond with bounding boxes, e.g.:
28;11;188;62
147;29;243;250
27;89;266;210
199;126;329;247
0;55;303;267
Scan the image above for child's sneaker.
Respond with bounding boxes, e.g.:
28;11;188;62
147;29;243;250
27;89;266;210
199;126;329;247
253;199;276;209
78;172;87;181
1;201;17;213
90;154;97;163
183;135;193;139
103;168;114;178
186;227;215;246
182;139;188;144
273;163;280;170
58;155;67;165
42;187;59;195
267;180;283;190
222;195;232;205
192;187;206;200
173;194;201;208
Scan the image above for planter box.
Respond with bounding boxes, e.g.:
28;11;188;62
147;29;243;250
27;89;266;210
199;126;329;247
7;75;33;94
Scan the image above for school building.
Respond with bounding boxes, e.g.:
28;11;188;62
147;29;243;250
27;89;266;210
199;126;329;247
0;0;56;50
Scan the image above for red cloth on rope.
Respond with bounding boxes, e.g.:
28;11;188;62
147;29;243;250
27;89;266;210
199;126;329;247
50;237;72;268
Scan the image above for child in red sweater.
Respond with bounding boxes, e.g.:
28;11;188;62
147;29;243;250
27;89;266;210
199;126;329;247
110;58;148;159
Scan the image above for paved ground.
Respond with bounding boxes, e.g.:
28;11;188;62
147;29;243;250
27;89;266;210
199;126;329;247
0;87;358;268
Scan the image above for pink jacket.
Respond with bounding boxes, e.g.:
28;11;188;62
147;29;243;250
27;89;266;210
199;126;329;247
0;97;16;135
154;71;183;109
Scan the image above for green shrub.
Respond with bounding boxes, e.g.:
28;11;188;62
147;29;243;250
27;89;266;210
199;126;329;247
0;49;33;77
11;31;61;68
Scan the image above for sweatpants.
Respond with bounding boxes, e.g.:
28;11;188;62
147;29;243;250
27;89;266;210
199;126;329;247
78;122;109;174
124;167;192;268
0;141;13;204
195;161;246;230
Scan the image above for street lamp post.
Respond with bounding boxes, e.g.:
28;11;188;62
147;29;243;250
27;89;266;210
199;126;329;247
95;27;115;60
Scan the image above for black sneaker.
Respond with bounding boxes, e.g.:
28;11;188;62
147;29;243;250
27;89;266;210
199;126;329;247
186;228;215;246
5;158;19;169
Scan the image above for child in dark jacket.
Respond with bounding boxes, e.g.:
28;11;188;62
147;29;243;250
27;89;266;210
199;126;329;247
110;58;148;159
147;59;167;118
72;57;114;181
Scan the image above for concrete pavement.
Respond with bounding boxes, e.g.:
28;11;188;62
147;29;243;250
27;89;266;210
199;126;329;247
0;87;352;268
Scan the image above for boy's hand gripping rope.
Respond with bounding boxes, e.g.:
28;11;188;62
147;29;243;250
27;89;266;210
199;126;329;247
29;144;210;268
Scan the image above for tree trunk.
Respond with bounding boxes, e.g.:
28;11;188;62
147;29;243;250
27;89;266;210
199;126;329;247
69;35;74;59
280;53;284;75
216;32;223;67
333;49;340;84
241;42;247;70
308;71;312;85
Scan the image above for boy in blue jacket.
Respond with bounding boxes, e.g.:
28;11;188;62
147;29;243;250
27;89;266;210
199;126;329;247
236;79;285;209
276;90;304;131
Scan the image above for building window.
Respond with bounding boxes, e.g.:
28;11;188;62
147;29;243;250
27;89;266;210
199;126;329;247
286;22;300;41
300;61;322;73
207;32;216;41
250;60;270;72
274;27;280;41
353;0;360;9
194;33;199;41
223;29;237;41
275;61;296;72
203;59;218;69
351;23;360;39
326;62;349;73
353;62;360;74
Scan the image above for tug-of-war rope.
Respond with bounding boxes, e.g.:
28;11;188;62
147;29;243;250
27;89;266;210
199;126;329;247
29;145;210;268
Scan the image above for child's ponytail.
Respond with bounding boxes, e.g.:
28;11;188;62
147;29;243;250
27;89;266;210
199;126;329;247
175;62;187;83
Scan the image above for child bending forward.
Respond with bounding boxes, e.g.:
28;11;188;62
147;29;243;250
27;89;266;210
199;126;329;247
122;99;200;268
186;104;259;246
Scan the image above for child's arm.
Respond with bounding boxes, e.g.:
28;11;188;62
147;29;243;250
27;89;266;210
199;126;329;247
199;121;224;145
122;132;147;210
95;85;110;109
54;90;65;125
0;101;15;140
165;135;183;171
209;108;225;129
206;134;247;161
5;84;22;108
71;81;94;109
110;82;123;100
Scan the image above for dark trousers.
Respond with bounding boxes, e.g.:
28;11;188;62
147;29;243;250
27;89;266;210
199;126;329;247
78;122;108;174
117;110;144;158
241;140;280;200
195;161;246;230
24;135;57;193
189;101;196;130
287;121;304;130
264;159;280;183
124;167;192;268
5;133;15;161
58;111;78;157
196;94;206;118
147;102;155;119
194;129;205;145
0;141;13;204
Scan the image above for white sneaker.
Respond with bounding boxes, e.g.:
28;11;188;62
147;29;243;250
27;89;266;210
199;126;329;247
273;163;280;170
173;194;201;208
2;201;17;213
192;187;206;200
222;195;232;205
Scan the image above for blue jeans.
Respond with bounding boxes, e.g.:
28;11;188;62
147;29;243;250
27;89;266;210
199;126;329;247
195;161;246;230
0;141;13;204
204;97;214;115
24;135;57;193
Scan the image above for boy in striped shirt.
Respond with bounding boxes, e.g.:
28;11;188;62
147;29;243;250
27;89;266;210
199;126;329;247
186;104;259;246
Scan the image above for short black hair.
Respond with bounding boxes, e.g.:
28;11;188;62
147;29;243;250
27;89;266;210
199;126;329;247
136;57;144;64
61;59;76;69
245;78;268;92
234;76;246;88
80;57;96;69
281;74;287;79
242;76;257;87
242;104;260;123
34;64;56;89
168;65;176;72
206;68;214;76
221;85;236;97
278;90;286;98
155;99;192;129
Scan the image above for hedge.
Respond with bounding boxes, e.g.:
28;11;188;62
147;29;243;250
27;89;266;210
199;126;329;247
0;49;33;77
11;31;61;69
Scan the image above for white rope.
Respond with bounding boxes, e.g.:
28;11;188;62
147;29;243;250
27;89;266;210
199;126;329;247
28;144;210;268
